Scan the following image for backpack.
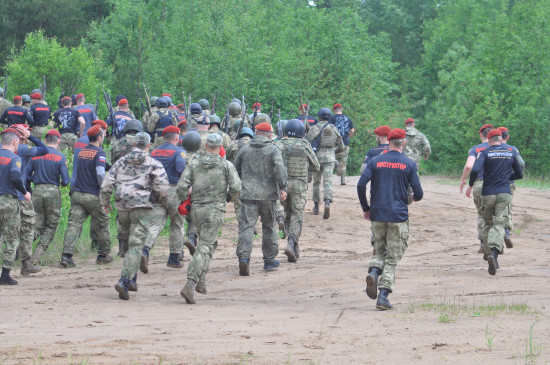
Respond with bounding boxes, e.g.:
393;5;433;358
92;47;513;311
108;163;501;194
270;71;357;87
154;110;174;136
310;123;330;153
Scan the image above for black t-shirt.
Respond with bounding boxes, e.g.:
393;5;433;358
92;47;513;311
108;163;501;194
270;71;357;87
53;108;81;134
29;103;52;127
358;150;423;222
0;106;34;126
27;147;70;186
73;145;106;196
296;114;318;127
469;144;523;195
0;149;24;197
364;143;389;163
330;114;354;146
107;111;133;137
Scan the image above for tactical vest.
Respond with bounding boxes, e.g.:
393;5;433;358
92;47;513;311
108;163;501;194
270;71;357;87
286;140;308;178
154;110;174;136
319;124;337;148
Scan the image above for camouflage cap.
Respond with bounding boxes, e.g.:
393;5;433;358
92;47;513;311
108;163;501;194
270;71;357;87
134;132;151;148
206;133;223;148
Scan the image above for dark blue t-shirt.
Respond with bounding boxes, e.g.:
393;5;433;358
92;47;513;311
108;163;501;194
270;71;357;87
470;144;523;196
73;144;106;196
0;149;24;197
500;142;522;183
71;135;90;187
53;108;81;134
357;150;423;222
74;104;98;134
330;114;354;146
107;111;133;137
151;142;186;184
296;114;318;127
29;103;52;127
468;142;489;180
27;147;69;187
364;143;389;163
0;106;34;126
17;136;48;200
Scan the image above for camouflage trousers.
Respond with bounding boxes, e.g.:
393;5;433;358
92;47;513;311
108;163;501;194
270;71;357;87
18;199;36;262
481;193;512;254
236;200;279;261
506;183;516;230
62;191;111;256
283;179;307;243
187;205;224;282
59;133;77;152
32;184;61;251
0;194;21;270
233;198;242;223
313;162;334;203
336;145;350;176
143;186;185;254
31;126;47;139
368;220;409;292
118;208;150;279
473;179;484;241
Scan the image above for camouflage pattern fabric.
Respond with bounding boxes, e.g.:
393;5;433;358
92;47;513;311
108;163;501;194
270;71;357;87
236;199;279;261
403;126;431;167
62;191;111;256
0;98;12;117
18;199;36;261
507;183;516;230
473;179;484;241
208;126;232;148
369;220;409;292
312;162;334;203
0;194;20;270
99;148;168;212
118;208;150;279
59;133;77;152
32;184;61;251
306;121;344;164
31;126;47;139
226;137;251;163
336;145;350;176
143;204;167;250
481;193;512;254
111;134;136;163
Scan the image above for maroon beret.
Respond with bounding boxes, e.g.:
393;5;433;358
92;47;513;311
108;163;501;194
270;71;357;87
333;103;342;110
479;124;493;133
92;119;108;130
255;123;273;132
388;128;406;141
30;93;42;100
405;118;415;125
487;129;502;139
162;125;180;136
374;125;391;137
117;98;128;106
46;129;61;138
87;125;102;137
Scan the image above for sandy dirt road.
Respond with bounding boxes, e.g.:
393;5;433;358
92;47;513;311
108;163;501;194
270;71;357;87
1;175;549;364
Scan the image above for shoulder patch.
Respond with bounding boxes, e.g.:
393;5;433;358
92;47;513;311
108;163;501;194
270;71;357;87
181;152;186;159
16;161;21;168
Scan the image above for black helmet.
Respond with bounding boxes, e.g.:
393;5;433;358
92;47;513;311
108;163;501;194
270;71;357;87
181;131;202;153
209;114;221;126
239;127;254;139
156;97;169;108
198;99;210;110
21;94;31;103
286;119;305;138
123;119;143;134
317;108;332;120
190;103;202;115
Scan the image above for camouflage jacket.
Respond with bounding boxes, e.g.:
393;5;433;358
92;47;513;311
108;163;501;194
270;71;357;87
306;121;344;163
147;107;177;133
234;135;287;201
110;134;136;163
176;152;241;212
208;126;232;148
188;114;207;130
403;126;431;164
279;137;320;183
226;136;252;163
100;148;169;211
0;98;12;118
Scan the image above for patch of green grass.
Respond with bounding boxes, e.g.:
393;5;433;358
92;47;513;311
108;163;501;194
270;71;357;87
515;175;550;190
525;322;543;364
438;312;455;323
485;324;495;350
405;299;538;319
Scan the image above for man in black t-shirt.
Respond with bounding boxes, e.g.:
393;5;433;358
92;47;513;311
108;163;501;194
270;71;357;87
60;125;113;268
466;129;523;276
53;96;85;151
107;98;134;140
330;103;355;185
74;93;98;135
360;125;391;174
28;92;52;138
0;95;34;128
358;128;423;310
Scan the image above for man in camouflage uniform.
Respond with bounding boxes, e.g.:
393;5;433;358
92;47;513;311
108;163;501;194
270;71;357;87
306;108;344;219
330;103;355;185
178;133;241;303
198;99;211;116
147;97;178;148
277;119;319;262
234;122;288;275
403;118;431;168
27;129;70;265
100;132;168;300
359;128;423;310
141;96;158;131
0;128;32;285
141;126;187;273
21;95;31;110
208;114;231;148
60;126;113;267
187;103;207;130
0;87;12;116
226;127;254;223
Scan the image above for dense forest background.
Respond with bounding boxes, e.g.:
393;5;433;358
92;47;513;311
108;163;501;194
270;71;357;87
1;0;549;176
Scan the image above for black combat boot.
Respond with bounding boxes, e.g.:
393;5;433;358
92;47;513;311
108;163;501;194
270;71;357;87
504;228;513;248
366;267;381;300
167;253;184;269
20;259;42;275
115;276;130;300
239;258;250;276
313;202;319;215
284;237;297;263
0;268;18;285
376;288;393;310
487;248;499;276
128;274;138;292
60;254;75;268
140;246;149;274
180;279;197;304
96;254;114;265
294;242;300;259
185;233;197;256
323;200;331;219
